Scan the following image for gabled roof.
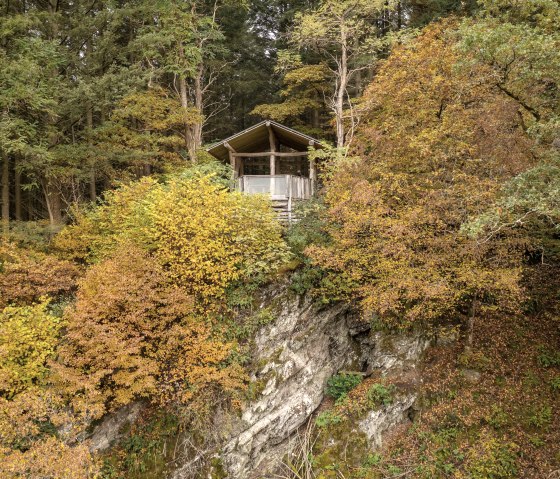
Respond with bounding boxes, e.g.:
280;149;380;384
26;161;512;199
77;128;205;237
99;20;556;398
207;120;324;162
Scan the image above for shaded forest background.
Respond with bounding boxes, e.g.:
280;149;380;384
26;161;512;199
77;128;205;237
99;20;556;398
1;0;477;227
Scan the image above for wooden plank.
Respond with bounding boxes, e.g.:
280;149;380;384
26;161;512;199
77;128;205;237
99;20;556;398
231;151;309;158
309;157;316;196
267;121;277;175
224;141;236;153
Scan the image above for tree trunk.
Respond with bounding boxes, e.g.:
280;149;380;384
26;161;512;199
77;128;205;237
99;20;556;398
46;0;62;226
179;75;197;161
14;161;21;221
312;108;320;130
27;190;34;221
354;69;362;97
42;179;63;226
1;151;9;236
335;25;348;149
192;65;204;153
87;105;96;201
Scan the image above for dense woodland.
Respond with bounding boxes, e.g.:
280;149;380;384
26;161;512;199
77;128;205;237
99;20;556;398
0;0;559;478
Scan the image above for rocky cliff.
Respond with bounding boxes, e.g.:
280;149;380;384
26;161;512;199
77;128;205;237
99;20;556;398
172;283;429;478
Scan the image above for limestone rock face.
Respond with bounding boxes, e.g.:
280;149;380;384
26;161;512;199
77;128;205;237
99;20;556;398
89;401;145;452
215;285;429;478
358;394;417;448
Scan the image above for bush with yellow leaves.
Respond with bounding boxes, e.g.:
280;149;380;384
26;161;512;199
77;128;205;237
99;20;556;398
0;301;98;478
55;168;291;306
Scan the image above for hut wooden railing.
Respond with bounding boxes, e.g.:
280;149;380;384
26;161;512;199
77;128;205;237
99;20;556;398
236;175;313;200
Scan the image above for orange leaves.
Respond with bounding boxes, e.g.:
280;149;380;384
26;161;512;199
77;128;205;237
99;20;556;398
55;245;186;415
0;435;97;479
55;244;245;417
0;242;80;308
309;20;532;329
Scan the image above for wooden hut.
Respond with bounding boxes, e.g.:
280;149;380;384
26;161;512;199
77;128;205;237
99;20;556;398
207;121;323;221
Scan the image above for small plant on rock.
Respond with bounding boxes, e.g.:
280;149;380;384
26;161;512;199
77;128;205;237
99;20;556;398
325;373;362;400
366;383;395;408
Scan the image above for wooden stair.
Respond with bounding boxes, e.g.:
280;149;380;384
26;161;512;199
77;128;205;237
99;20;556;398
272;199;298;224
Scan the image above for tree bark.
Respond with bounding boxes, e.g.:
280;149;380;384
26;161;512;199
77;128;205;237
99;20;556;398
192;65;204;153
45;0;62;225
27;191;34;221
42;179;63;226
14;160;21;221
1;151;9;236
179;75;197;161
335;21;348;149
354;69;362;97
312;103;320;129
87;105;96;201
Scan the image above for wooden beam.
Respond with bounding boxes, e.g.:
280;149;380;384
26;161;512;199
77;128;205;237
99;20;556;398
309;156;316;196
231;151;309;158
224;142;238;177
266;121;277;176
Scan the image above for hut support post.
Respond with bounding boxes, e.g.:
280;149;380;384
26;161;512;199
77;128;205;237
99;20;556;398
267;121;277;195
224;142;238;184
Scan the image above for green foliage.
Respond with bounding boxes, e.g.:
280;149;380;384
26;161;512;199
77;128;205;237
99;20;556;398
286;200;329;256
464;433;518;479
3;221;58;251
224;307;276;341
315;410;343;428
486;405;510;430
528;405;552;429
285;200;329;295
366;383;395;408
537;346;560;368
458;0;560;252
325;373;363;400
99;412;180;479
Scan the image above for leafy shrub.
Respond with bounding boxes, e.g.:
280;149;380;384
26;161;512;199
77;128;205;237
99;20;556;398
149;176;291;305
366;383;395;408
528;405;552;429
0;242;79;308
486;405;510;430
4;220;58;251
0;302;98;477
306;20;527;330
537;346;560;368
55;173;291;307
0;300;62;397
54;245;246;417
363;453;382;467
325;373;362;400
285;199;329;259
315;410;343;428
465;432;518;479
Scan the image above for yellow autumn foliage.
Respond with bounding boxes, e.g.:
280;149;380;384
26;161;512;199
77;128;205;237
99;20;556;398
55;169;291;306
0;300;62;397
147;175;291;304
54;244;246;418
